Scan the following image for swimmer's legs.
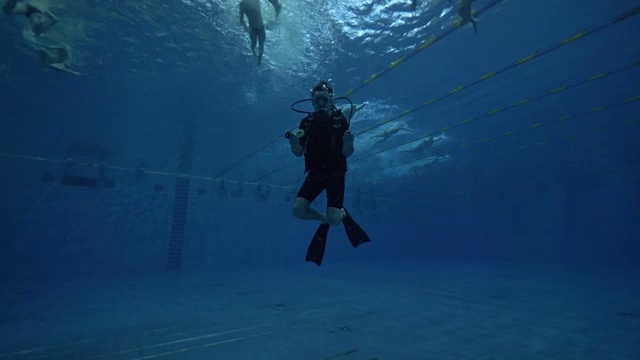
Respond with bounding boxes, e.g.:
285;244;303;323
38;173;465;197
37;48;51;64
267;0;281;17
256;30;265;66
249;31;258;58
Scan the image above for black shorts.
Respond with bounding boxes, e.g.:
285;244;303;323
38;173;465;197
297;172;345;209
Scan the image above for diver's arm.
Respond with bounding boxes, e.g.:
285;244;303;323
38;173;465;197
342;118;355;157
343;131;354;157
290;121;306;157
291;145;303;157
290;137;303;157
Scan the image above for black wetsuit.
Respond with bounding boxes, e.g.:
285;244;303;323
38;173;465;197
296;109;350;209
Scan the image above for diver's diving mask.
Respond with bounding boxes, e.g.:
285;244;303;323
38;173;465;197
312;90;332;114
311;80;334;117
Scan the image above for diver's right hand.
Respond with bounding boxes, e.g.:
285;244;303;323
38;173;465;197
289;133;301;148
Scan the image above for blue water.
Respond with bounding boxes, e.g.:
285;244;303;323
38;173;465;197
1;0;639;358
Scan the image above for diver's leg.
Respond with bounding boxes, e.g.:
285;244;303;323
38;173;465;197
293;198;326;222
328;173;371;247
325;173;346;226
256;29;265;65
326;207;344;226
292;174;327;223
471;18;477;33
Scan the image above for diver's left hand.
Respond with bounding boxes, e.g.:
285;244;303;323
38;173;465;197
343;130;354;144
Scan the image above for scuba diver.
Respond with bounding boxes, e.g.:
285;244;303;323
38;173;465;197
239;0;282;66
287;80;371;266
373;126;414;145
450;0;478;33
2;0;58;35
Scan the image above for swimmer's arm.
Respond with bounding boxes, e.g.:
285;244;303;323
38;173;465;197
47;10;59;23
355;102;369;113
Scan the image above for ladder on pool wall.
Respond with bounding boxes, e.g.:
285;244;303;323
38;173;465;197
166;177;190;270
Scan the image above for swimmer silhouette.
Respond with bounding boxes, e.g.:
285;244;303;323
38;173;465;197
239;0;282;66
450;0;478;33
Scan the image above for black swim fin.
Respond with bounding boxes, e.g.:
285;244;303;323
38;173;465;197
342;208;371;248
305;223;330;267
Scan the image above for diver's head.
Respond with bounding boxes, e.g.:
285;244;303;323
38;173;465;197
311;80;334;117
